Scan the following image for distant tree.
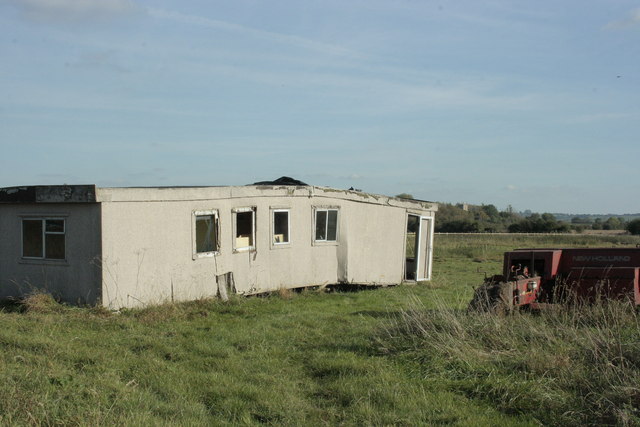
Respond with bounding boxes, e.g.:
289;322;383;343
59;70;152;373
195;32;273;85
481;204;500;221
499;210;520;220
508;222;524;233
473;208;490;223
627;219;640;235
603;217;622;230
592;218;603;230
572;224;587;233
618;217;628;230
541;213;555;222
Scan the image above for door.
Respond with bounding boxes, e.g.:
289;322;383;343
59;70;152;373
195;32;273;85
416;217;433;281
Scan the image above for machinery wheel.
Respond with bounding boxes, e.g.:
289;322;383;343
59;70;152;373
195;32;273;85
469;281;514;314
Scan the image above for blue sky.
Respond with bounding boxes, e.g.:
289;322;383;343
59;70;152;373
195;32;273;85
1;0;638;214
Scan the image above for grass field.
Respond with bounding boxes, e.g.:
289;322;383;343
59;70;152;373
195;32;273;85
1;233;639;426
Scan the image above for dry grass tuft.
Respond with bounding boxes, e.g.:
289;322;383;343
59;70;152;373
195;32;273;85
277;287;293;299
20;291;64;314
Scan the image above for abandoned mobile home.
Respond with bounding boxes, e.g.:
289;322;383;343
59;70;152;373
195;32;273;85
0;180;436;309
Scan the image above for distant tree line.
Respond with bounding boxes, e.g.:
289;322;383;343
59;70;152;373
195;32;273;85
423;200;639;234
433;203;521;233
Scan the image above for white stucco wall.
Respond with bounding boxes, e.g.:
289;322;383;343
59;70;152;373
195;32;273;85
97;186;435;308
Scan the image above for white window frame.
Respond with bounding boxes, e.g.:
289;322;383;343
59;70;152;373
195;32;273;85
21;217;66;261
192;210;220;259
271;208;291;248
232;207;256;253
313;207;339;244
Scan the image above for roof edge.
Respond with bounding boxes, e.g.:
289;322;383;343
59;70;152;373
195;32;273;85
0;184;436;211
0;185;97;203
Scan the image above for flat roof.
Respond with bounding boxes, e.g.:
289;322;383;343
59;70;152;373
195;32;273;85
0;184;436;211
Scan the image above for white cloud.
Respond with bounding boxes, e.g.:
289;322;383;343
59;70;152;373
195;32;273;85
9;0;138;23
605;8;640;30
506;185;517;191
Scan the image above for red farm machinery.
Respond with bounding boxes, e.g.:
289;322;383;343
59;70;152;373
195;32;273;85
470;248;640;311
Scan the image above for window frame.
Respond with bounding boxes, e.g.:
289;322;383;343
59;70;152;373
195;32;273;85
313;207;339;245
21;216;67;261
271;208;291;248
232;206;256;253
192;209;220;259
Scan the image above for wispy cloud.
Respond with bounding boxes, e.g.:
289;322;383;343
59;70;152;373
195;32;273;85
146;7;356;58
604;8;640;30
65;49;130;73
566;111;640;123
9;0;139;24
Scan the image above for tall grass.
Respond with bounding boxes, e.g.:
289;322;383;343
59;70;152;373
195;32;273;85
382;297;640;426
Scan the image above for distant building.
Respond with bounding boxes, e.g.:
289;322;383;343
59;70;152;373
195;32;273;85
0;180;437;309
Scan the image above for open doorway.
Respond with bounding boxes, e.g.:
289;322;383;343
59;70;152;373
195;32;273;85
405;214;434;281
405;214;420;280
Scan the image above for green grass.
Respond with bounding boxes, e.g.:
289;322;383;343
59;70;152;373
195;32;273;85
1;233;639;425
382;297;640;426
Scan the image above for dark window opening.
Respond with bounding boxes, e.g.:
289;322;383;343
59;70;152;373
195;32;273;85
405;215;420;280
327;210;337;241
235;209;255;249
23;219;43;258
22;218;65;260
273;210;289;244
315;209;338;242
315;210;327;240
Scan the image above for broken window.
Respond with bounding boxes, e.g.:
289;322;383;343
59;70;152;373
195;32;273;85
22;218;65;260
193;210;219;257
233;207;256;251
315;208;338;242
196;215;218;253
273;209;290;245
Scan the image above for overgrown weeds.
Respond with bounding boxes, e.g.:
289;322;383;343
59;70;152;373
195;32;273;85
381;297;640;426
20;291;66;314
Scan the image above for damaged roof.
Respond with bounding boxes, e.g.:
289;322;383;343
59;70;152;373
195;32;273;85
0;185;97;203
252;176;308;186
0;181;436;211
